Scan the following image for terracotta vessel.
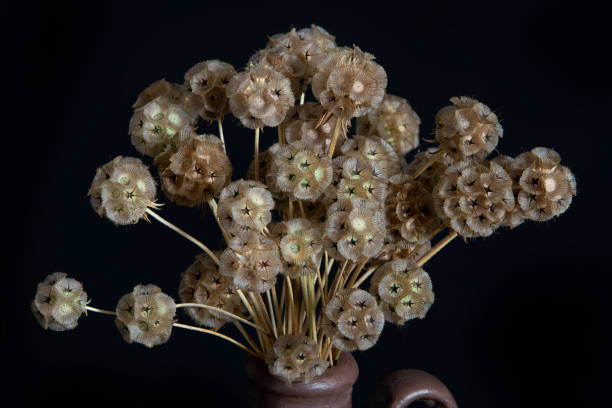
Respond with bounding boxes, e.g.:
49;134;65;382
245;352;457;408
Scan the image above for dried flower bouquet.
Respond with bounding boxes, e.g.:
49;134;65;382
32;25;576;385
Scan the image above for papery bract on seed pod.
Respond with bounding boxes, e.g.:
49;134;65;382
340;135;404;178
184;60;236;121
265;334;330;384
333;156;387;203
218;179;275;236
271;218;323;278
32;272;88;331
282;102;337;151
132;79;202;122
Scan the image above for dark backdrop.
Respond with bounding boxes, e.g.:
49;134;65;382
7;1;611;407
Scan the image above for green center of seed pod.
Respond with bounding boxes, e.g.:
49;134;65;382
351;217;367;232
138;320;149;331
400;295;414;307
314;167;324;181
289;242;301;254
153;112;164;121
59;302;72;315
166;127;176;138
299;178;311;190
118;174;131;185
168;112;181;126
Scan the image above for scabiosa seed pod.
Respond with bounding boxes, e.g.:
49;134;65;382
435;96;503;161
115;284;176;348
219;230;283;292
323;288;384;351
129;96;193;158
270;218;323;278
248;48;308;99
265;334;330;384
184;60;236;121
132;79;202;119
178;253;245;330
433;159;515;238
32;272;88;331
267;142;333;201
312;46;387;119
492;154;527;228
369;259;434;325
158;131;232;207
375;233;431;264
334;156;387;203
283;102;337;150
226;66;295;129
325;199;386;262
218;179;275;235
340;135;404;178
88;156;157;225
356;94;421;157
406;148;454;193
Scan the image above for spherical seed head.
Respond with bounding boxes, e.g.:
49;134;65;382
266;334;330;384
435;96;502;161
184;60;236;121
356;94;421;156
433;159;515;238
312;46;387;119
334;156;387;203
276;218;323;278
283;102;337;151
268;142;333;201
218;179;275;235
32;273;88;331
340;135;405;178
159;132;232;207
219;230;283;292
227;66;295;129
115;284;176;348
88;156;157;225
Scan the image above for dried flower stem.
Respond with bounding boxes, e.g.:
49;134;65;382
234;322;262;356
300;92;305;105
145;209;220;265
412;150;444;178
173;322;258;357
417;231;459;267
352;265;380;288
85;306;116;316
427;223;447;241
298;200;306;218
265;290;279;339
270;288;282;335
278;124;285;144
285;276;294;334
327;116;342;158
345;258;368;289
217;119;227;154
208;198;231;244
254;128;260;181
175;303;264;332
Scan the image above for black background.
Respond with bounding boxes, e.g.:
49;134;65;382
7;1;611;407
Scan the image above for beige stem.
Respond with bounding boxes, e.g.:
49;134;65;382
173;322;258;357
254;128;260;181
85;306;116;316
217;119;227;154
327;116;342;158
208;199;231;244
412;150;444;178
175;303;263;332
417;231;458;267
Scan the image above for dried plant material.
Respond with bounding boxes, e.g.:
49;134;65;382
159;131;232;207
132;79;203;122
267;142;333;201
369;259;434;325
340;135;404;178
227;66;295;129
433;159;515;238
375;234;431;264
129;96;193;157
219;231;283;292
270;218;323;278
265;334;329;384
218;179;275;235
178;253;245;330
115;284;176;348
88;156;157;225
312;46;387;119
356;94;421;156
406;148;454;192
283;102;338;150
333;156;387;203
435;96;502;161
323;288;384;351
184;60;236;121
325;199;386;262
32;272;88;331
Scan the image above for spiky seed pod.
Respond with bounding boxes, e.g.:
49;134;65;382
178;253;245;330
325;199;386;262
131;79;203;123
356;94;421;157
433;159;515;238
385;174;440;246
267;142;333;201
248;49;308;100
369;259;434;325
226;66;295;129
218;179;275;235
219;230;283;292
491;155;527;228
340;135;404;178
159;131;232;207
333;156;387;203
282;102;338;150
115;284;176;348
129;96;193;157
184;60;236;121
435;96;503;161
323;288;384;351
265;334;330;384
88;156;157;225
32;272;88;331
270;218;323;278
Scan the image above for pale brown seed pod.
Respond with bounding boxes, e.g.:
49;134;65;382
114;284;176;348
266;334;330;384
432;159;515;238
312;46;387;119
184;60;236;121
267;142;333;201
88;156;157;225
340;135;405;178
32;272;88;331
218;230;283;292
226;66;295;129
406;148;454;193
218;179;275;236
132;79;203;124
158;131;232;207
356;94;421;157
374;233;431;264
178;253;245;330
334;156;387;203
369;259;434;325
282;102;337;151
273;218;323;278
324;288;384;351
435;96;502;161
